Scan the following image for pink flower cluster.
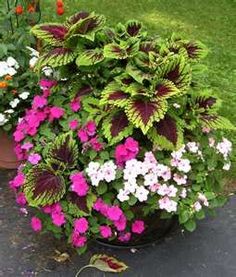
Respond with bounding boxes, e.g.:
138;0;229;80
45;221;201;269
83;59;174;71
77;121;103;152
71;217;88;247
31;216;42;232
70;97;81;112
9;171;25;190
42;203;66;227
70;172;89;196
115;137;139;166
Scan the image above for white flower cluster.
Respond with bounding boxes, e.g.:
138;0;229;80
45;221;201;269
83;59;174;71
85;161;117;186
170;146;191;173
0;57;19;77
193;192;209;212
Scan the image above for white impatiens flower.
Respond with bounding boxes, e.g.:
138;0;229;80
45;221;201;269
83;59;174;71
117;189;130;202
42;66;53;76
193;201;202;212
177;158;191;173
124;180;137;193
29;56;38;68
159;197;177;213
26;46;39;58
7;66;17;76
135;186;149;202
180;188;187;198
0;113;8;126
186;142;199;153
144;173;158;187
19;91;30;100
100;161;117;182
198;193;209;207
9;98;20;108
173;173;187;185
223;162;231;171
216;138;232;160
86;161;100;175
6;57;18;68
0;61;9;77
157;184;178;198
4;109;14;114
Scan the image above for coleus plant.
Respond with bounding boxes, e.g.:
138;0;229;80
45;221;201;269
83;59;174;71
31;11;235;150
9;11;235;255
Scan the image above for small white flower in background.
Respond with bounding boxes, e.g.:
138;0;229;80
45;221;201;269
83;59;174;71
180;188;187;198
10;98;20;108
173;173;187;185
173;103;181;109
135;186;149;202
124;180;137;193
144;172;158;187
7;66;17;76
26;47;39;58
156;164;171;181
0;61;9;77
171;146;185;160
159;196;177;213
19;91;30;100
216;138;232;160
0;113;8;126
209;137;215;147
223;162;231;171
186;142;199;153
177;158;191;173
198;193;209;207
100;161;117;182
157;184;178;198
193;201;202;212
86;161;100;176
42;66;53;76
4;109;14;114
29;56;39;68
6;57;19;68
117;189;130;202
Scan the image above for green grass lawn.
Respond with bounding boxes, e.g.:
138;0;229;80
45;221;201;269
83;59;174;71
41;0;236;176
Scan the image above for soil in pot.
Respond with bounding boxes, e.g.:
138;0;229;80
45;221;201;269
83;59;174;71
0;129;21;169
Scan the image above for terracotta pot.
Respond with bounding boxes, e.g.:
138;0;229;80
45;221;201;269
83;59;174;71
0;129;21;169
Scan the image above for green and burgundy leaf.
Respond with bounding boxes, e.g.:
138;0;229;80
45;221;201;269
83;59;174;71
125;39;140;57
35;48;75;69
103;43;127;59
181;40;208;60
76;48;104;66
66;13;106;41
76;85;93;97
31;23;68;46
68;192;96;216
134;51;157;70
157;55;191;93
23;164;66;206
65;11;90;27
200;114;236;130
48;132;78;168
126;63;152;84
125;98;167;134
103;111;133;144
196;96;217;110
89;254;128;273
147;115;183;150
140;41;157;53
126;20;143;37
100;82;129;108
155;79;180;99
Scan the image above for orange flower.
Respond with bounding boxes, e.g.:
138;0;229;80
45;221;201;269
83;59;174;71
27;4;35;13
0;81;8;89
56;0;64;8
57;6;64;15
4;75;12;81
15;5;24;15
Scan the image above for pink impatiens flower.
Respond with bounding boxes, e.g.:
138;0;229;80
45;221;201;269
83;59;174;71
74;218;89;234
71;232;87;248
99;225;112;238
16;192;27;206
31;216;42;232
132;220;145;234
113;213;127;231
32;95;47;109
115;137;139;166
50;203;66;226
69;119;79;130
49;106;64;120
89;137;103;152
77;129;89;143
39;79;57;90
107;206;123;221
28;153;41;165
9;172;25;189
118;232;131;242
85;121;96;136
21;142;34;151
70;97;81;112
70;172;89;196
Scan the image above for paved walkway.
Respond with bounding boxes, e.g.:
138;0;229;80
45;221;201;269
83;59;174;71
1;170;236;277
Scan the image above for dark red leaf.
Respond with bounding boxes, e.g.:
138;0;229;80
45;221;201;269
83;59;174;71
66;11;90;25
69;192;89;213
108;91;129;101
76;85;93;97
110;111;129;137
41;25;68;41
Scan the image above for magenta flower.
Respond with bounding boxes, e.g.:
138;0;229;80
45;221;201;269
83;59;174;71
99;225;112;238
39;79;57;89
13;130;25;142
71;232;87;248
21;142;34;151
114;213;127;231
124;137;139;153
69;119;79;130
49;106;64;120
70;97;81;112
70;172;89;196
85;121;96;136
118;232;131;242
131;220;145;234
9;172;25;189
51;210;66;226
31;216;42;232
32;95;47;109
115;137;139;166
107;206;123;221
89;137;103;152
28;153;41;165
16;192;27;206
78;129;89;143
74;218;89;234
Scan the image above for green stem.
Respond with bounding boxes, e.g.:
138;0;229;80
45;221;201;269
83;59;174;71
15;0;19;28
6;0;14;34
75;265;97;277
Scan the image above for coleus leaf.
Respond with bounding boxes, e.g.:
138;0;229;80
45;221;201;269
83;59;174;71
125;98;167;134
31;23;68;46
89;254;128;273
66;13;106;41
76;48;104;66
181;40;208;60
76;85;93;97
154;79;180;99
140;41;157;53
24;164;66;207
200;114;236;130
103;111;133;145
195;96;218;110
69;192;96;215
157;55;191;93
103;43;127;59
48;132;78;168
65;11;90;27
147;115;183;150
126;20;143;37
126;63;152;84
100;82;129;108
35;48;75;69
134;51;157;70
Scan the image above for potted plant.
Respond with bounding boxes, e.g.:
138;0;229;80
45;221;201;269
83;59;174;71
0;0;43;168
10;11;235;254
